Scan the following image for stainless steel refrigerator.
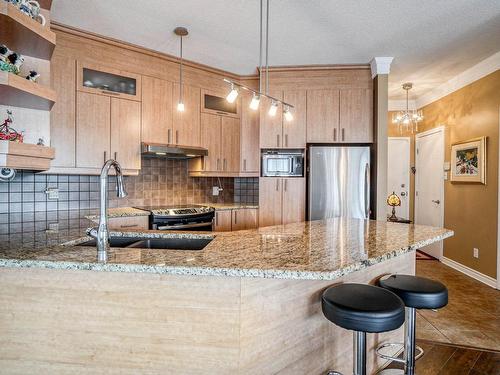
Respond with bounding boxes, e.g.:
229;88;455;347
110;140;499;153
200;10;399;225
308;146;371;220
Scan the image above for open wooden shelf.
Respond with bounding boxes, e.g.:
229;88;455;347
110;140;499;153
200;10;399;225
0;140;55;170
0;71;56;110
0;2;56;59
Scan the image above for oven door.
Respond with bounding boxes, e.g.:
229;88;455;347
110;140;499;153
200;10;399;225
155;222;213;231
262;155;293;176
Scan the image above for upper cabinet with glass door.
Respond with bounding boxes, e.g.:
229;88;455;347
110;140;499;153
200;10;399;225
77;61;142;102
201;89;240;118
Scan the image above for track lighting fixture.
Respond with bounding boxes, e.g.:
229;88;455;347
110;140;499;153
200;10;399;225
249;93;260;110
283;106;293;121
268;101;278;117
226;83;239;103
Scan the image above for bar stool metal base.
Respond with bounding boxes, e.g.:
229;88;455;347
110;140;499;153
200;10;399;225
376;342;424;363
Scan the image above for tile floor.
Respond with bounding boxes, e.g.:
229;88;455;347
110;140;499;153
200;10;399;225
416;260;500;351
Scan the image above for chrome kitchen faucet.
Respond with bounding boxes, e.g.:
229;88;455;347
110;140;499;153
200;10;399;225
88;159;127;262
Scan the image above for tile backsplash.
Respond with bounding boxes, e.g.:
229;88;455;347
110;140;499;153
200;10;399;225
0;158;259;234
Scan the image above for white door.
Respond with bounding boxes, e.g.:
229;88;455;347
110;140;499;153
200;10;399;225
388;137;410;219
415;127;445;259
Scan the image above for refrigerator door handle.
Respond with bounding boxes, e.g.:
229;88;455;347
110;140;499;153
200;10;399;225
364;163;370;219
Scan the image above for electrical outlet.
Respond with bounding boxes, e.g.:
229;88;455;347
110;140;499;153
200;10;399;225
473;248;479;258
212;186;220;196
45;187;59;200
46;222;59;233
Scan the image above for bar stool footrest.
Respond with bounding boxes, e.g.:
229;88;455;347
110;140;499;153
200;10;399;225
376;342;424;363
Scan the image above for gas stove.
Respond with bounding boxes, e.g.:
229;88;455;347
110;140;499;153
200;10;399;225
135;205;215;231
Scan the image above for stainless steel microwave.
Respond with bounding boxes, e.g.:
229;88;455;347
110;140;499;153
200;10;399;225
261;150;304;177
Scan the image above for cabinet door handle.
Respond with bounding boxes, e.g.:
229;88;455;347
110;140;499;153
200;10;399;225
120;224;138;228
284;179;287;192
217;159;220;170
333;128;337;142
168;129;172;144
285;134;288;147
276;179;279;191
243;159;247;171
223;159;227;171
234;211;237;224
103;151;107;162
341;128;345;141
176;130;179;144
102;90;120;96
277;134;280;147
215;212;219;226
114;152;117;160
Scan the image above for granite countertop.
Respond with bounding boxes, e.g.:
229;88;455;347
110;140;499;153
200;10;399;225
203;203;259;211
0;218;452;280
85;207;150;221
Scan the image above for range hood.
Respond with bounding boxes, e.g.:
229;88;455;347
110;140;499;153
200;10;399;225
141;143;208;159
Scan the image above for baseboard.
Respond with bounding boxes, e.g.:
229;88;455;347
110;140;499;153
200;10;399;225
441;257;497;289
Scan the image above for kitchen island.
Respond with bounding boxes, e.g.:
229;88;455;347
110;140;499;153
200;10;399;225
0;218;452;374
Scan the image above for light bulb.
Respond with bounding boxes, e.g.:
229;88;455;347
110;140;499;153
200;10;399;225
403;118;410;125
177;102;185;112
283;106;293;121
226;84;239;103
268;101;278;117
249;93;260;110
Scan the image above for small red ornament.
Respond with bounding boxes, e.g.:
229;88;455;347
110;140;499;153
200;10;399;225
0;110;23;142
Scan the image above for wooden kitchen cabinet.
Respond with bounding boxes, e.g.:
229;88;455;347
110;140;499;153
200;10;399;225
141;76;172;144
201;89;239;118
214;210;232;232
240;100;260;173
77;61;141;102
259;178;284;227
282;90;307;148
172;83;201;146
111;98;141;170
200;113;222;171
76;92;141;170
76;91;110;168
259;177;305;227
232;208;258;231
339;89;373;143
108;216;149;230
260;91;283;148
260;90;306;148
198;113;240;173
306;89;340;143
282;178;306;225
221;117;240;172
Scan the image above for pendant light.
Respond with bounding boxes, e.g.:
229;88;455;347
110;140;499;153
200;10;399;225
392;82;423;133
174;27;188;112
226;83;239;103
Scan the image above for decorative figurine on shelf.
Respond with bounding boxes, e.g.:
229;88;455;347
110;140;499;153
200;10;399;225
387;192;402;222
8;0;46;25
36;137;45;146
26;70;40;82
0;44;11;62
0;110;24;143
5;52;25;74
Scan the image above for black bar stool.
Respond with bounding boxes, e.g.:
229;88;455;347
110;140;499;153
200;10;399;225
322;283;406;375
377;274;448;375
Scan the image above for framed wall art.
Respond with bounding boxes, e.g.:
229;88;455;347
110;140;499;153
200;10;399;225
450;136;486;184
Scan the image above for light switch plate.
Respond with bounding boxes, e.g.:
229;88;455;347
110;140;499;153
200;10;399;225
212;186;220;196
45;187;59;200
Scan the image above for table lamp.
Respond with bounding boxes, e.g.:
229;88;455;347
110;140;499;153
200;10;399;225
387;191;401;222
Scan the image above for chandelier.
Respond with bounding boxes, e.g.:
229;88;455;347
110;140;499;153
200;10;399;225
392;82;423;133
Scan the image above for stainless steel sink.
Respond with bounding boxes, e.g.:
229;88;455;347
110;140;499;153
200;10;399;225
75;236;212;251
127;238;212;250
76;237;142;248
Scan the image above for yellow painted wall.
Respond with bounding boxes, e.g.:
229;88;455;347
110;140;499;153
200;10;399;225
389;70;500;278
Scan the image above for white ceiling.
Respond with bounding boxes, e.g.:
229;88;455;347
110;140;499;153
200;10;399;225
51;0;500;100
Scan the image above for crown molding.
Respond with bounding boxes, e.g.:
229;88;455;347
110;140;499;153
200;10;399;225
370;57;394;78
388;99;417;112
415;51;500;109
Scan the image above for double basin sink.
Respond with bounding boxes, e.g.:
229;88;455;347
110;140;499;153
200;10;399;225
76;236;213;251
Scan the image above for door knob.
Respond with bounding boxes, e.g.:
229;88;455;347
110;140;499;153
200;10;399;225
401;192;406;197
432;200;440;204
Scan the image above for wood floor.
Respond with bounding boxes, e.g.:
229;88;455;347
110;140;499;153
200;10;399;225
415;260;500;351
383;340;500;374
